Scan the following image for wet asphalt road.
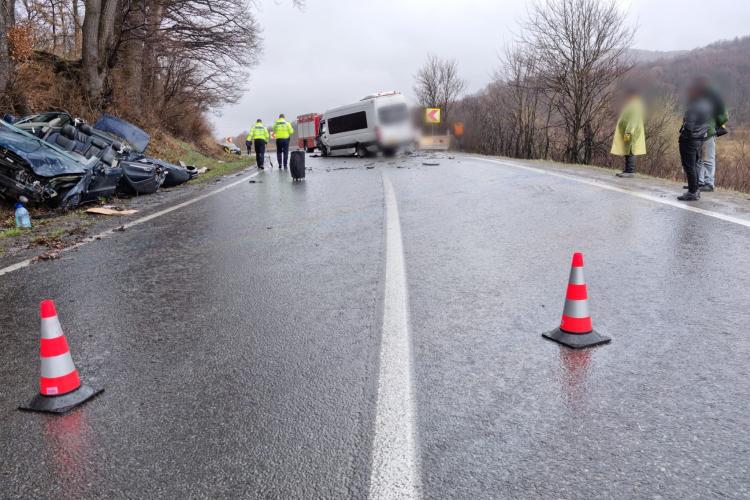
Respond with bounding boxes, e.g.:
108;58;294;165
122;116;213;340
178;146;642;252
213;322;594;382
1;154;750;499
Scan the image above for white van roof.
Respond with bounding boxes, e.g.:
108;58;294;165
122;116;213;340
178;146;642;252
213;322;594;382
360;91;400;101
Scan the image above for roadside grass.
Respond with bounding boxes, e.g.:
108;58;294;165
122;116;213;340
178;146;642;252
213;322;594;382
0;227;24;239
146;132;251;182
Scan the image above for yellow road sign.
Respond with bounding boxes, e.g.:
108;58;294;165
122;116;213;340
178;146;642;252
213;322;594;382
425;108;441;124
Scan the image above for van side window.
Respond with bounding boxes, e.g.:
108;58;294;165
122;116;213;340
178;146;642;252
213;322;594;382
328;111;368;134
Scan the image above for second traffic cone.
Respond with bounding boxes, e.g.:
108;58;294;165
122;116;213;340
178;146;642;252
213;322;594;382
542;253;611;349
19;300;103;414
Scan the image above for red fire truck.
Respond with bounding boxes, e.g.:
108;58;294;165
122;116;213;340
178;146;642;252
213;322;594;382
296;113;321;152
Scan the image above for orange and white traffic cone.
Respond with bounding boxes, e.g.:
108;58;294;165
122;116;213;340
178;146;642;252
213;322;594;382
542;252;611;349
19;300;102;414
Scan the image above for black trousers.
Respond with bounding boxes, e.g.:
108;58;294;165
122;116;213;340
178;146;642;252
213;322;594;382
623;154;636;173
276;138;290;167
254;140;266;168
679;138;703;194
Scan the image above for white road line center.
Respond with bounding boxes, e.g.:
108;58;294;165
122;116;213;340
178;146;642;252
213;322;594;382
369;173;420;500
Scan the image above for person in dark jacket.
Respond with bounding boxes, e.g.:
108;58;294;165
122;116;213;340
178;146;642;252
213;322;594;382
694;77;729;192
677;84;714;201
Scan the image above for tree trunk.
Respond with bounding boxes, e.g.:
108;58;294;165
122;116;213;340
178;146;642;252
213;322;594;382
0;0;15;101
121;2;145;108
81;0;120;108
72;0;81;53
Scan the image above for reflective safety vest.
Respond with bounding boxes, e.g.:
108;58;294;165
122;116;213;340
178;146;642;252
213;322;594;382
273;119;294;139
247;123;270;142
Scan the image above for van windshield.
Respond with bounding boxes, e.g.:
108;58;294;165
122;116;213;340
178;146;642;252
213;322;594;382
378;104;409;125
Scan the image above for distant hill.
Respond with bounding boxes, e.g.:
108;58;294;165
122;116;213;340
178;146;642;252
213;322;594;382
630;36;750;123
629;48;688;63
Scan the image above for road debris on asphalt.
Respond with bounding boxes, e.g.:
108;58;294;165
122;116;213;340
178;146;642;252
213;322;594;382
86;206;139;216
34;251;60;261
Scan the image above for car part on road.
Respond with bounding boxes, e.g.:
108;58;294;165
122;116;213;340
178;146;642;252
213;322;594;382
542;252;611;349
290;151;306;181
356;143;370;158
19;300;103;414
160;161;197;187
118;160;167;195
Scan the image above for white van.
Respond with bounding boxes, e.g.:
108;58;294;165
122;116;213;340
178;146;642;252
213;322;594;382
317;91;415;157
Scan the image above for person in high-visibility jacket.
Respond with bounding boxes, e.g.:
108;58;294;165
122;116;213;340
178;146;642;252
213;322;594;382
247;119;270;170
611;86;646;178
273;114;294;169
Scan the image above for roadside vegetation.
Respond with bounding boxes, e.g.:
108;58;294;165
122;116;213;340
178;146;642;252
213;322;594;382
414;0;750;193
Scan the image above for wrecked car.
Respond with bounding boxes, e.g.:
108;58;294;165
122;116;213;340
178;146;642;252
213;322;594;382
22;112;166;196
221;141;242;155
93;114;198;192
0;119;120;208
5;111;200;207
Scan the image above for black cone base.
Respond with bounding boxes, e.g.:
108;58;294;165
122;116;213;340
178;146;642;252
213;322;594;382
19;385;103;414
542;327;611;349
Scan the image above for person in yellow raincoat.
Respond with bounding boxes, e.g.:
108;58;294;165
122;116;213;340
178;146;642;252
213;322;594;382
611;87;646;178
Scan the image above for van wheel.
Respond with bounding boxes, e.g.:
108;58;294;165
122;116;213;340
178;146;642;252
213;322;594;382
321;145;330;157
356;144;369;158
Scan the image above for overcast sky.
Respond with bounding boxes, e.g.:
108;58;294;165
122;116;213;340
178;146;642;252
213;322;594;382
212;0;750;138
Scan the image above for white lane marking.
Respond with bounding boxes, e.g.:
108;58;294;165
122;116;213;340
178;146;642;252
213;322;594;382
369;173;420;500
0;170;259;277
473;157;750;229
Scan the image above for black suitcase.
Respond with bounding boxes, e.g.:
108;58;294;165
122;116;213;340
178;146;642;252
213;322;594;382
290;151;305;181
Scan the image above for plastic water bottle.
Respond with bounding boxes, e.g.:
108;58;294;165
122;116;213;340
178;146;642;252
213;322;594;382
14;202;31;229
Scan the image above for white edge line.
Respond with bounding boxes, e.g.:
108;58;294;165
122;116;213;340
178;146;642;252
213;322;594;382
472;156;750;229
0;169;259;277
369;173;420;500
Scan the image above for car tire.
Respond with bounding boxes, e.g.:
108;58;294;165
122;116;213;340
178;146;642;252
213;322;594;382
320;144;330;157
356;144;369;158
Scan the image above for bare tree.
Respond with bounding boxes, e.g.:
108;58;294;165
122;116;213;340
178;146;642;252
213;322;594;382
501;45;546;158
414;53;466;123
522;0;634;163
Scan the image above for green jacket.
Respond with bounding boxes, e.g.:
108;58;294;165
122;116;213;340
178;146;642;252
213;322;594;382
247;122;270;142
272;119;294;140
705;86;728;137
611;96;646;156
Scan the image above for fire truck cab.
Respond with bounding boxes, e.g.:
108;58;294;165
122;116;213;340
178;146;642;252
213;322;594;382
296;113;321;153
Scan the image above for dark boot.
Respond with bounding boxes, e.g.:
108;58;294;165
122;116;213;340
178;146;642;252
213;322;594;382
677;191;701;201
